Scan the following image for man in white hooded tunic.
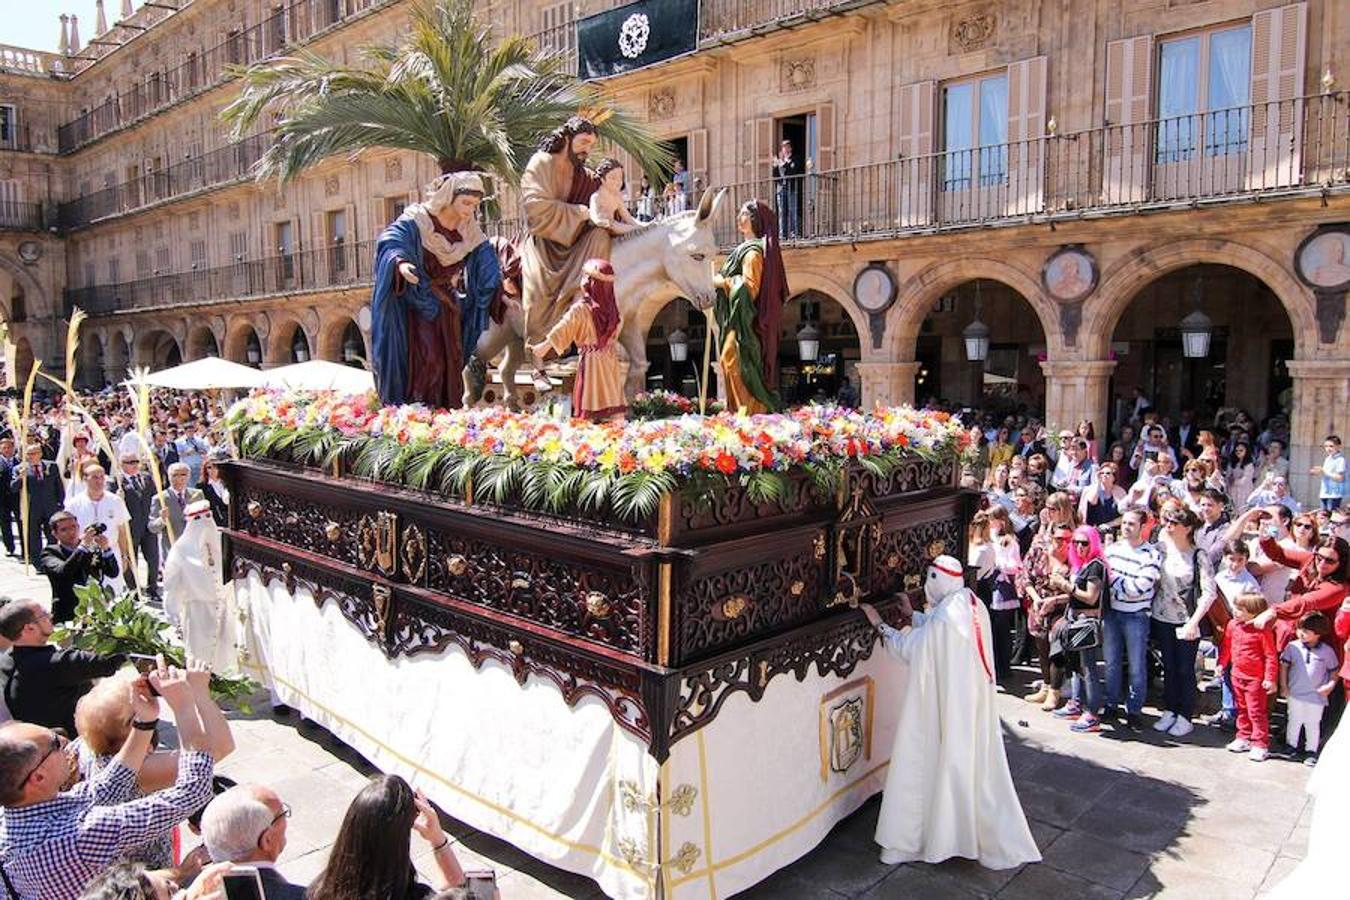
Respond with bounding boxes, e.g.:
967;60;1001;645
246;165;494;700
162;499;239;676
860;555;1040;869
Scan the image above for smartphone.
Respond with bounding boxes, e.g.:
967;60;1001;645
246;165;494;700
127;653;159;675
221;867;265;900
464;870;498;900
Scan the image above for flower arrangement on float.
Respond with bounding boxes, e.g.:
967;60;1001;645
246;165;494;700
629;390;725;420
227;391;969;520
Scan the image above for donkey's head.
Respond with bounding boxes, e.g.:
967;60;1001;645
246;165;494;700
645;187;727;311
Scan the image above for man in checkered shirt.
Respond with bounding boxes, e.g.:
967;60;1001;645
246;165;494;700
0;662;216;899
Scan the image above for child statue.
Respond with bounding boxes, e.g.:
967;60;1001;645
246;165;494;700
527;259;627;421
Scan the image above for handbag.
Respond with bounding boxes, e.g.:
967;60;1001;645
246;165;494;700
1062;614;1102;652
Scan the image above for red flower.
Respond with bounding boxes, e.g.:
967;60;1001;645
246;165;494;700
896;434;909;448
715;451;737;475
619;452;637;474
759;447;775;467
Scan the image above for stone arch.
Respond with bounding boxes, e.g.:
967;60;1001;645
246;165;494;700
633;285;691;343
105;331;130;382
886;257;1062;359
317;313;364;362
185;325;220;361
267;318;314;365
0;251;47;323
135;329;182;369
1082;238;1317;359
786;268;872;354
223;318;264;367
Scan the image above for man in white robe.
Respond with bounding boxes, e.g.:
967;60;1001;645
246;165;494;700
162;499;238;676
860;555;1040;869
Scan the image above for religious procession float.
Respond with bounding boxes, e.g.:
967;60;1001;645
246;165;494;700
222;396;970;899
210;4;974;895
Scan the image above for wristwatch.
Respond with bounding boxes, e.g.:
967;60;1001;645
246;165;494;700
132;718;159;731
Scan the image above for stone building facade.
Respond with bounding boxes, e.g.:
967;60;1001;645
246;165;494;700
1;0;1348;500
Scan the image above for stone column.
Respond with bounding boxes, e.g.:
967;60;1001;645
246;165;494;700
1040;359;1117;431
1286;360;1350;507
855;361;921;408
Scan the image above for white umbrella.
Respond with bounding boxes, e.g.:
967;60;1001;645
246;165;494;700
136;356;264;390
260;359;375;394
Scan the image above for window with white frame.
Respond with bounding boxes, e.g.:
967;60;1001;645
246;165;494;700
1156;24;1252;163
941;73;1008;191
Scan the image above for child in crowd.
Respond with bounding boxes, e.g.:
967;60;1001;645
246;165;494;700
1220;593;1278;761
1279;611;1339;764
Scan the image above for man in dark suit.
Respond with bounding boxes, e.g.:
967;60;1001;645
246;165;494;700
0;598;124;735
37;511;121;623
1170;408;1202;461
152;429;180;484
771;138;803;238
14;442;65;565
200;784;306;900
0;435;20;557
119;452;162;602
150;462;204;558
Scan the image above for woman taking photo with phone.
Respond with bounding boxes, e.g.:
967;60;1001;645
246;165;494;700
308;775;465;900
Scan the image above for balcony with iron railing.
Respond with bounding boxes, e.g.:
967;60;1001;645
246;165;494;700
0;123;39;153
70;96;1350;317
56;0;395;154
707;94;1350;247
59;133;271;230
0;201;48;232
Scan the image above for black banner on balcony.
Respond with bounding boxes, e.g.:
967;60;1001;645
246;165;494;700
576;0;698;80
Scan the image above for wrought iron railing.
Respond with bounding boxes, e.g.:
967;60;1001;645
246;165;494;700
57;0;394;153
697;0;881;42
59;133;271;229
66;238;378;315
707;94;1350;247
0;201;45;232
70;95;1350;316
0;122;37;153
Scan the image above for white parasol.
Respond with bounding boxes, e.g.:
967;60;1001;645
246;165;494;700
259;359;375;394
135;356;264;390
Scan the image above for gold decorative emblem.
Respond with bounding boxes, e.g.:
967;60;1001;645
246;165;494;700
358;512;398;576
713;594;750;621
371;583;391;634
246;500;263;520
508;640;524;656
757;660;769;689
446;554;469;577
324;521;341;542
780;57;816;92
617;836;648;869
904;572;922;592
585;591;612;618
667;784;697;817
926;539;946;559
813;533;827;561
886;553;900;569
789;580;805;597
818;677;874;781
401;523;427;584
670;842;701;875
510;576;532;590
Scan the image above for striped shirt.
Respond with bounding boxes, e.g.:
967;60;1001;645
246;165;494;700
1105;539;1164;613
0;750;213;900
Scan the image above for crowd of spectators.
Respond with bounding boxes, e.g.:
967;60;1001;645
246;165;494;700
960;398;1349;764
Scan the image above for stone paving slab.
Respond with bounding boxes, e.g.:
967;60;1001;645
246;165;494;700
1;555;1318;898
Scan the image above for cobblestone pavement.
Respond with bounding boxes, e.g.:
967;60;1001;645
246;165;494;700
1;554;1313;898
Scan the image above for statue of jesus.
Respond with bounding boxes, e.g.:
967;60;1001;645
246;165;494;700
519;116;612;344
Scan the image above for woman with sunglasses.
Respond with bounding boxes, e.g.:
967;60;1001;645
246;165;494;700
1252;534;1350;655
1018;523;1074;710
1047;526;1109;732
1291;515;1320;552
1150;506;1218;739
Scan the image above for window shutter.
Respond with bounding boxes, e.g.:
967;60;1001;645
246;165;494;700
896;80;935;226
1005;56;1047;215
1102;35;1153;204
815;101;836;171
687;128;709;196
746;116;774;193
1248;2;1306;189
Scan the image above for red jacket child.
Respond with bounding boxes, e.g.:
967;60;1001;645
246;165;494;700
1220;619;1278;682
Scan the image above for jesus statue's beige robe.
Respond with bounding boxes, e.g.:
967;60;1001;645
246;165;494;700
520;149;611;342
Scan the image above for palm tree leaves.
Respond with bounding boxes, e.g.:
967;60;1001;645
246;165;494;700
222;0;673;184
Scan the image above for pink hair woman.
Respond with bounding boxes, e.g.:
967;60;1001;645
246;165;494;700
1047;525;1109;732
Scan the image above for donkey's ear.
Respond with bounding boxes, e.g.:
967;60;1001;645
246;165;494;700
695;187;727;225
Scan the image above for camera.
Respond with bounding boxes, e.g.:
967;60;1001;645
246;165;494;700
87;522;107;535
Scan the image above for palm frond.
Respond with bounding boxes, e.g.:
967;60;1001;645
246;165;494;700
64;308;86;394
221;0;671;184
611;470;676;522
